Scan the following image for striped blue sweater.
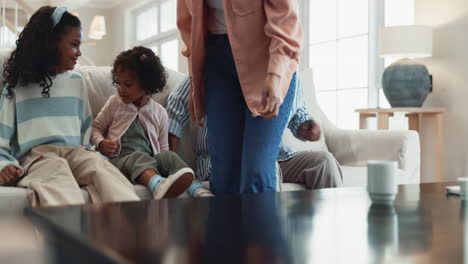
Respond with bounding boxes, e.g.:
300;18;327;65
0;71;93;171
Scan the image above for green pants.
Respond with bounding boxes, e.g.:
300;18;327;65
111;151;190;184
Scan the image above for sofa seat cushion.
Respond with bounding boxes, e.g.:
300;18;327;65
0;185;154;215
133;184;153;200
0;187;29;215
80;184;153;203
281;183;307;192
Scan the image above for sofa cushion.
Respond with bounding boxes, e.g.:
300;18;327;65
0;187;29;215
80;184;153;203
133;184;153;200
0;184;155;215
281;183;307;192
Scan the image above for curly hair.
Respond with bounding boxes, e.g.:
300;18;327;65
112;46;167;95
2;6;81;99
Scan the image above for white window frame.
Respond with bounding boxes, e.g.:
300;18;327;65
131;0;179;69
299;0;386;109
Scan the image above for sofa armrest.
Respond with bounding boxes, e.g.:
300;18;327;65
325;129;420;182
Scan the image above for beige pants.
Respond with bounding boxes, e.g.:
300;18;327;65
280;151;343;189
17;145;140;207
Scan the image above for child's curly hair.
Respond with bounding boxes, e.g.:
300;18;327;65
2;6;81;99
112;46;167;95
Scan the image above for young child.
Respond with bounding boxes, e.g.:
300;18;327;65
92;46;211;199
0;6;140;206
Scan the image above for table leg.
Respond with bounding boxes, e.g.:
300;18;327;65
377;113;392;130
359;113;375;129
407;113;420;133
433;113;443;182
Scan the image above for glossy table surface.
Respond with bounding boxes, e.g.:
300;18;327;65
27;182;466;263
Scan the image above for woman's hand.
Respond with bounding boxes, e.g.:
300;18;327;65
188;98;205;127
0;165;22;184
99;139;119;158
188;77;205;127
258;73;282;119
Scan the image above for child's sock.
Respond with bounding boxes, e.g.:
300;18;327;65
188;181;214;197
188;181;204;197
147;175;165;193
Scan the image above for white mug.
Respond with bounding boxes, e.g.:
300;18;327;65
367;160;398;205
459;177;468;200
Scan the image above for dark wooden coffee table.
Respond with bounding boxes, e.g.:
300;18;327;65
26;182;464;264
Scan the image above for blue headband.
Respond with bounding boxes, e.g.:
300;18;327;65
51;7;67;28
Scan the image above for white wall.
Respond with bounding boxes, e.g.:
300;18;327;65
76;7;114;66
415;0;468;181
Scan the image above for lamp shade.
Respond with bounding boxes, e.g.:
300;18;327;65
379;25;432;58
88;15;106;40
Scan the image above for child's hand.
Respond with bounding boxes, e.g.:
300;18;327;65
99;139;119;158
0;165;23;184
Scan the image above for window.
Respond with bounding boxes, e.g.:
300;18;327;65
301;0;414;129
306;0;369;129
136;7;158;42
0;26;19;49
133;0;178;71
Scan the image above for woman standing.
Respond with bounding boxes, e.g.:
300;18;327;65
177;0;303;195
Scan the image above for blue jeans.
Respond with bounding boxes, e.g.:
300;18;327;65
204;34;296;195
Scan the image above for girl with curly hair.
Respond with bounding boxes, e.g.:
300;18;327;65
0;6;140;206
92;46;211;199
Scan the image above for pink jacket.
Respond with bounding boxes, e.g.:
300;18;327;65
177;0;303;123
91;94;169;157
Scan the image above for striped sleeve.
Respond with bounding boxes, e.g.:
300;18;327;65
166;77;191;139
287;76;312;139
195;126;211;181
0;89;22;171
